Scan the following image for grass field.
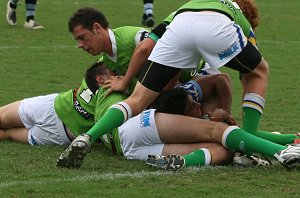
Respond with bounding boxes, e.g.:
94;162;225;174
1;0;300;197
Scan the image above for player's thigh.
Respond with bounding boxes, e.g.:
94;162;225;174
0;101;23;128
1;127;29;143
155;112;227;143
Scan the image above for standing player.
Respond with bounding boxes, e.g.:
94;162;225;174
6;0;44;29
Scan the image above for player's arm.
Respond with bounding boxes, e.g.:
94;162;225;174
116;37;156;92
120;21;170;88
104;22;169;96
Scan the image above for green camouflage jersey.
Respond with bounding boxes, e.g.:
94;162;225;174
101;26;149;77
54;79;96;137
94;88;127;155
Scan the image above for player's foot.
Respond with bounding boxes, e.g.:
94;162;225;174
6;1;17;25
24;20;44;30
233;152;271;167
141;14;155;27
274;144;300;168
56;134;91;169
146;154;185;171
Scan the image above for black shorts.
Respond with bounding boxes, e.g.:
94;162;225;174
224;41;262;73
139;61;180;92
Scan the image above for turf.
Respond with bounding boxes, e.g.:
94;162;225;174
1;0;300;197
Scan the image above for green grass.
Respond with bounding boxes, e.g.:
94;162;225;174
1;0;300;197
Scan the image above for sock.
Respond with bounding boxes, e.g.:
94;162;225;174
183;148;211;167
87;102;132;143
10;0;18;8
25;3;36;22
242;93;265;134
222;126;286;157
143;0;153;16
255;130;298;145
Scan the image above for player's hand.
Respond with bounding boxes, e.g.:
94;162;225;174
209;109;237;126
103;76;126;96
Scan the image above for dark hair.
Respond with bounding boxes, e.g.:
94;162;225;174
150;87;189;115
85;61;107;94
68;7;109;32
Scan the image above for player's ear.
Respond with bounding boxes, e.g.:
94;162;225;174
95;75;104;84
93;23;101;34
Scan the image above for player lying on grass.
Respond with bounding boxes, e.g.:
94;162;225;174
0;62;112;146
0;61;232;146
57;84;300;170
56;62;240;167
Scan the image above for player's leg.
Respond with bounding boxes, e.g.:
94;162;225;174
6;0;18;25
163;143;233;166
141;0;154;27
255;130;300;145
225;41;269;134
156;115;284;158
119;109;232;168
0;101;24;128
0;127;29;143
155;114;300;168
147;143;233;171
223;126;300;168
24;0;44;29
0;101;29;143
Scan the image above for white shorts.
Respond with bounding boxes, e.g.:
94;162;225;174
18;94;71;146
148;12;247;69
118;109;164;161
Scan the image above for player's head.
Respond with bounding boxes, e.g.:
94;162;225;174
151;87;202;118
69;7;110;56
85;61;116;94
68;7;109;33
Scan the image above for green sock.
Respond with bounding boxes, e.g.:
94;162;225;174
225;127;286;157
87;107;125;143
256;130;298;145
183;149;210;167
242;107;261;134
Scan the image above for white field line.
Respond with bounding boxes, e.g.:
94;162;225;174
0;166;226;188
0;171;174;188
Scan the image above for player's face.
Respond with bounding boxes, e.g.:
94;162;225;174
72;24;105;56
183;95;202;118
